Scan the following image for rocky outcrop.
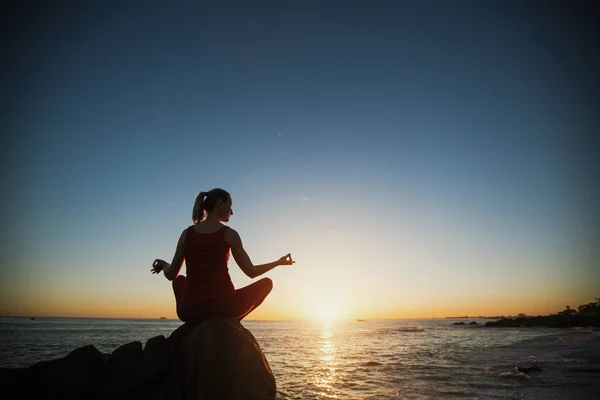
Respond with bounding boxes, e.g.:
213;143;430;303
484;314;600;328
0;317;276;400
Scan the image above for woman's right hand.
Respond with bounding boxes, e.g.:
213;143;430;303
278;253;295;266
151;259;168;274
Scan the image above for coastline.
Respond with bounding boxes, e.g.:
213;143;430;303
484;314;600;328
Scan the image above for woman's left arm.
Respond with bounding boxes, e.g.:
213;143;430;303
159;229;187;281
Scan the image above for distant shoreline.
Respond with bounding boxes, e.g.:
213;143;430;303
484;314;600;328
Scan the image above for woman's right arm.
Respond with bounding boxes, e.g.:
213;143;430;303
151;229;187;281
226;229;294;278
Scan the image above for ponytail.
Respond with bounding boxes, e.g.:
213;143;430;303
192;192;207;224
192;188;231;224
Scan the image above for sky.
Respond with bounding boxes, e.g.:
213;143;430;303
1;0;598;321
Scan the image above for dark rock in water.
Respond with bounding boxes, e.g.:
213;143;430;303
0;317;275;400
485;319;522;327
516;365;542;374
453;321;479;326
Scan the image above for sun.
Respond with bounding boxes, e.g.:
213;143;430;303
315;303;339;324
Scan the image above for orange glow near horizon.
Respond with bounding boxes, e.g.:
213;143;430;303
0;285;595;321
1;250;596;321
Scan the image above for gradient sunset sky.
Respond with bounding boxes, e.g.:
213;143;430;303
2;1;598;320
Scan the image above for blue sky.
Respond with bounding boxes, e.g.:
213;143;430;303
1;1;598;319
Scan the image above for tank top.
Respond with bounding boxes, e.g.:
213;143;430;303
184;225;235;302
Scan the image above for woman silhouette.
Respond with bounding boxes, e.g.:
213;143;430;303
151;188;294;322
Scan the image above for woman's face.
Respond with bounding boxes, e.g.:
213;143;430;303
218;197;233;222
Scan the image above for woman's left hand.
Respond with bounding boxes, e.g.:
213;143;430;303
151;259;168;274
278;253;295;266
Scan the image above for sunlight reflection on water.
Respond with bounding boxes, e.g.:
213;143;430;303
315;329;337;389
312;327;344;399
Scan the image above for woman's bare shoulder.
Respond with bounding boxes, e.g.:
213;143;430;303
179;227;189;240
224;225;237;235
224;226;241;243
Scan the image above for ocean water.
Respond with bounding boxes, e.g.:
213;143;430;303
0;317;598;399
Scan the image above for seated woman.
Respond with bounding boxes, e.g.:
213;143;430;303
151;188;294;322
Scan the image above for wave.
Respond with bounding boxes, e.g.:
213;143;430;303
380;326;424;332
364;361;382;367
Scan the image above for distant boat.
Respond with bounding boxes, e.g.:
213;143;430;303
159;317;167;320
356;319;366;322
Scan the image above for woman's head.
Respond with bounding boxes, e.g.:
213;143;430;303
192;188;233;224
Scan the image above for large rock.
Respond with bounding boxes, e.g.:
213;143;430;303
177;318;276;400
0;318;275;400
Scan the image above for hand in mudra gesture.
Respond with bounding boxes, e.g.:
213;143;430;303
278;253;295;266
151;259;168;274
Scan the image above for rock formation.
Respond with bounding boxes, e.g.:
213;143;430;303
0;317;276;400
484;314;600;328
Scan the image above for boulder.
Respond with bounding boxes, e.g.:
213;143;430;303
177;318;276;400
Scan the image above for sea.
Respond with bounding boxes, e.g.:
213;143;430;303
0;317;598;399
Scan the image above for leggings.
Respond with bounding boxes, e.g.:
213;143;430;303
172;275;273;323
